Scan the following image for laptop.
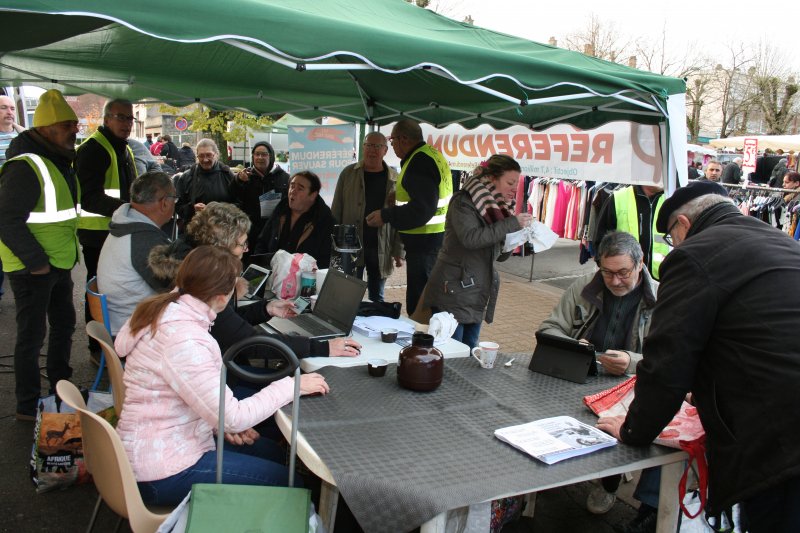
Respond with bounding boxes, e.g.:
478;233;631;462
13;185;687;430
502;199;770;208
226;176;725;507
529;331;599;384
241;264;271;300
262;269;367;340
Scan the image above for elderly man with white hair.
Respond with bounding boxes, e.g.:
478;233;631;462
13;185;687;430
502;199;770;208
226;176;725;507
173;138;237;229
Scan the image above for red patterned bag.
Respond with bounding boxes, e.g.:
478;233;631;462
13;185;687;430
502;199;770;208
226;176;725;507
583;377;708;518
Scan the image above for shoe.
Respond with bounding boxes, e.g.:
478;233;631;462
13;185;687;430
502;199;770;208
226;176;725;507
621;504;657;533
586;485;617;514
15;412;36;422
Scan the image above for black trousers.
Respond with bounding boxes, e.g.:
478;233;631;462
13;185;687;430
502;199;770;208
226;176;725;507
78;229;107;350
8;267;76;414
404;248;439;316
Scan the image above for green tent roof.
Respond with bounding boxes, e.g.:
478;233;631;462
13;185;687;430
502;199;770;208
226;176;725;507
0;0;685;130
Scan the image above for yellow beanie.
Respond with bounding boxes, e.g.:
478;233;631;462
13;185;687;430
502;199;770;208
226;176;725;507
33;89;78;127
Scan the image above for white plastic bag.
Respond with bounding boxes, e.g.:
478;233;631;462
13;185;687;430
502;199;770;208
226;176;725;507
269;250;317;299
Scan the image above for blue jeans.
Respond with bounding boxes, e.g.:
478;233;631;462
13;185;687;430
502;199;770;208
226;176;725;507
739;475;800;533
357;247;385;302
632;467;661;509
138;438;297;506
453;322;481;350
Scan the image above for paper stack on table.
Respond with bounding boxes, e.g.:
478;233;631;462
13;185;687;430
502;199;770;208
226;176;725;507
494;416;616;465
352;316;415;338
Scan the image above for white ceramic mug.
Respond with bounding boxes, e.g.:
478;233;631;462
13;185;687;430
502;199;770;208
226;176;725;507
471;341;499;369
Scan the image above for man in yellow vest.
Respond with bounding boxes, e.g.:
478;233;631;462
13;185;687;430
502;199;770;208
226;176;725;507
75;98;137;355
366;119;452;315
0;89;80;420
594;185;667;279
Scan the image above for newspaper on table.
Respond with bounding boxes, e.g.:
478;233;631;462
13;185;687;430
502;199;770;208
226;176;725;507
494;415;616;465
259;190;283;218
502;220;559;254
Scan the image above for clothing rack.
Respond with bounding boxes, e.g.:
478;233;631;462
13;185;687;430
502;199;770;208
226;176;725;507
717;182;799;195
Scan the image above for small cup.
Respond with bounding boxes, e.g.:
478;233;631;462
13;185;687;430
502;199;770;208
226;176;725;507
471;341;499;369
380;328;398;343
367;359;388;377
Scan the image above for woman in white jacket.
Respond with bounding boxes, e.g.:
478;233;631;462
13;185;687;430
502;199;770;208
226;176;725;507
115;245;329;505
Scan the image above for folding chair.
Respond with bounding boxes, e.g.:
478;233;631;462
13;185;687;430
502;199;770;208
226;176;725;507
85;277;111;391
86;321;125;417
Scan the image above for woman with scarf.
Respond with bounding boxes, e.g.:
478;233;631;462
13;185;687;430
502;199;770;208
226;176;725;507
424;155;532;349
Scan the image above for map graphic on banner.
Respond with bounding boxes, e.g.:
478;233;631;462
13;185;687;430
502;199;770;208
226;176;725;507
288;124;357;205
380;121;663;187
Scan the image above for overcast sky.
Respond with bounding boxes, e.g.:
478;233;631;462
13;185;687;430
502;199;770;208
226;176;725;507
449;0;800;74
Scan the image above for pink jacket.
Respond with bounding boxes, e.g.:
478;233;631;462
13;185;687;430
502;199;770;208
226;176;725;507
114;294;295;482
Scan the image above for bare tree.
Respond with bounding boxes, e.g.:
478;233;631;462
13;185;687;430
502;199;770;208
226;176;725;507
562;13;630;62
405;0;463;18
634;22;709;79
712;43;757;138
686;76;713;143
750;41;799;134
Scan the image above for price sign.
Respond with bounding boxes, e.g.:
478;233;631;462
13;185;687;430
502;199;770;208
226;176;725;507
174;117;189;131
742;138;758;182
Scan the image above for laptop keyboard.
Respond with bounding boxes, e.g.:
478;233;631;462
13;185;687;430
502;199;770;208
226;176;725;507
293;314;337;336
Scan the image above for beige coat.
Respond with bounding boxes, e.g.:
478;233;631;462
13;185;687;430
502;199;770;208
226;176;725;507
331;161;403;278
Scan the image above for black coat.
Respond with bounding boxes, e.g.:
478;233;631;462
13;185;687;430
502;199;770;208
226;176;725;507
174;162;237;225
620;201;800;514
254;195;335;268
231;165;290;248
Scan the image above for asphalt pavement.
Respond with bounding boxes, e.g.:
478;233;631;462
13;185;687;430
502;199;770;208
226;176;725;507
0;240;644;533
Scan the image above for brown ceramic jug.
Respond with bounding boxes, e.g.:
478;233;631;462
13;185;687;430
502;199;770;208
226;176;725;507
397;332;443;392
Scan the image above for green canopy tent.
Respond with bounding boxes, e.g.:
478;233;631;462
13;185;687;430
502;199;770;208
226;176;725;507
0;0;688;188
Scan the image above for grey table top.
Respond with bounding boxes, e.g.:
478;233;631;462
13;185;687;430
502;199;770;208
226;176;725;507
284;352;684;533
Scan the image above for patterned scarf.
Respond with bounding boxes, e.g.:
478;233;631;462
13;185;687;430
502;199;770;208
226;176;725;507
463;175;515;224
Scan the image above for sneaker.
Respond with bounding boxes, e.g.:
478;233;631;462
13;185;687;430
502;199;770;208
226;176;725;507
586;486;617;514
621;504;657;533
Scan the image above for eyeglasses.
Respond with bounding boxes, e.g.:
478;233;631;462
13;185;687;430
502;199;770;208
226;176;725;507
599;267;635;280
363;143;387;149
235;239;249;251
160;194;178;203
253;151;270;157
107;113;135;123
663;219;680;247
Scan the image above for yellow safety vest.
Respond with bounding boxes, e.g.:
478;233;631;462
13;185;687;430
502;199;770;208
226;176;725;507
0;154;80;272
614;186;668;279
76;129;135;230
395;144;452;234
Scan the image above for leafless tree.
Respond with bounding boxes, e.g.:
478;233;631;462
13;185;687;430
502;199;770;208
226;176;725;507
562;13;631;62
711;43;757;138
750;41;799;134
687;75;713;143
634;22;709;79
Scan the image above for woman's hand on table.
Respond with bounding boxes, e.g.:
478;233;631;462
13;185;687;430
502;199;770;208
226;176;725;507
596;415;625;440
328;337;362;357
299;373;330;395
224;428;260;446
266;299;298;318
596;350;630;376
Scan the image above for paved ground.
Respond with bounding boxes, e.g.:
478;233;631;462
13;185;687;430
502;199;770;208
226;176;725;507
0;239;645;533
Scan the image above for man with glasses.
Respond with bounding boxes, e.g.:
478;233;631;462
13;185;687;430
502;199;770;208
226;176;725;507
0;90;80;420
365;119;452;315
174;138;237;230
538;231;659;523
97;172;176;334
594;184;667;279
332;132;403;302
599;180;800;532
75;98;139;357
232;140;289;263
